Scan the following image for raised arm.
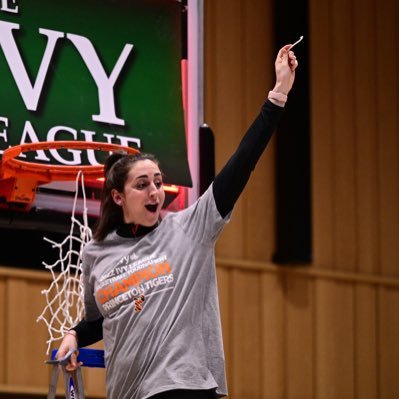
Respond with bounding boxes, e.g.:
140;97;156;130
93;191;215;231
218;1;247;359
213;44;298;218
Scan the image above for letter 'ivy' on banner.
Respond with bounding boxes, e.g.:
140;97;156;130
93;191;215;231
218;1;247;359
0;0;192;187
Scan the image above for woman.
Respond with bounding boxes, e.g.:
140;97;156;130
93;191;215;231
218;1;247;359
56;44;298;399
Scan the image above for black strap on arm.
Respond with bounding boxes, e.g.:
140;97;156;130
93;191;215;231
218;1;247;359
213;100;284;218
72;317;104;347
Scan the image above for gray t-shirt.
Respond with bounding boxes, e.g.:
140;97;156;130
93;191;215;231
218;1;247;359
82;184;230;399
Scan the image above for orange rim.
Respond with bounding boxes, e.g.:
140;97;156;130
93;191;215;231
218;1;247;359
1;140;140;182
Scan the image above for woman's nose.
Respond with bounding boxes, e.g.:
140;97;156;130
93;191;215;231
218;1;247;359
148;182;157;196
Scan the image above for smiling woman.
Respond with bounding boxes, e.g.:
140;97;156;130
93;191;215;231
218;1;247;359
110;156;165;227
53;44;299;399
92;152;165;241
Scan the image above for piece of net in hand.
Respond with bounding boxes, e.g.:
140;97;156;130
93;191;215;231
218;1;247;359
37;171;92;355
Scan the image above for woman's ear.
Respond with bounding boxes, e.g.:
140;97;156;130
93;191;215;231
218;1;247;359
111;189;123;206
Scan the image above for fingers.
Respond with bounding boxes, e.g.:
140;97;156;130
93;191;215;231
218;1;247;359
276;46;290;63
65;361;83;372
70;352;78;368
55;347;82;371
288;50;299;71
64;353;83;371
276;47;298;71
281;44;292;53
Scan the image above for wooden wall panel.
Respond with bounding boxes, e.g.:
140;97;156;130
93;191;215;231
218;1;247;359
309;0;335;268
204;0;246;259
331;0;357;272
311;0;399;277
26;281;51;386
6;279;29;385
378;287;399;399
204;0;277;262
285;276;313;399
315;280;355;398
241;0;276;262
231;270;262;399
376;0;399;277
355;285;377;399
0;268;107;397
1;266;399;399
260;273;285;399
206;0;399;397
353;0;380;275
5;278;50;388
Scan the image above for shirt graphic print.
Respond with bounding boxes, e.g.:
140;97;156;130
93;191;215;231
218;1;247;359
96;252;174;315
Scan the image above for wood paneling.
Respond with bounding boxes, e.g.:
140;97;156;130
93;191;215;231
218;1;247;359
376;0;399;277
1;263;399;398
331;0;357;272
285;276;313;398
7;279;30;385
261;273;285;399
204;0;246;259
309;0;335;269
0;268;105;397
205;0;277;262
311;0;399;277
241;0;276;262
355;284;377;399
231;270;262;399
378;287;399;399
315;280;355;398
353;0;380;275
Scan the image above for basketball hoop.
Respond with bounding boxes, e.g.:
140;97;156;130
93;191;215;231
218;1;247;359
17;141;140;355
0;140;139;207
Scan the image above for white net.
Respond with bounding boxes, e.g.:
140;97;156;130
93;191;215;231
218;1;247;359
37;171;93;354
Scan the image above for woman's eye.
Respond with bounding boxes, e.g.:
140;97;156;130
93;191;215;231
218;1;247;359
155;181;163;189
136;182;147;190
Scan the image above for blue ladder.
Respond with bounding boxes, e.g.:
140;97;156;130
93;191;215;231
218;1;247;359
46;348;105;399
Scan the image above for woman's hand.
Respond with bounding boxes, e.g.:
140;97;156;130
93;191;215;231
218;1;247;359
272;44;299;96
55;331;82;371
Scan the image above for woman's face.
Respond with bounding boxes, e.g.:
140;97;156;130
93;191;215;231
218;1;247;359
112;159;165;226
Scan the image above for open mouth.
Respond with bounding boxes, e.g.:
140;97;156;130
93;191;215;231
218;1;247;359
145;204;158;213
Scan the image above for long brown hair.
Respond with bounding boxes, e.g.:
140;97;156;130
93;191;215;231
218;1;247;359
93;152;160;241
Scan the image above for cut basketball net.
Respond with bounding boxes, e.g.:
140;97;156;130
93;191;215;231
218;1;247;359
0;140;139;354
30;142;139;354
288;35;304;51
36;170;92;354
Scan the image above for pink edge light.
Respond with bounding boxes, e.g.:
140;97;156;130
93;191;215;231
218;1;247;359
163;184;179;194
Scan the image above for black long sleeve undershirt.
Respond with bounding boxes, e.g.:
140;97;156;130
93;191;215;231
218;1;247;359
72;99;284;347
213;100;284;217
73;317;104;347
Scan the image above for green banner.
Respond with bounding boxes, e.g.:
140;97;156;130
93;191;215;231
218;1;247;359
0;0;192;187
